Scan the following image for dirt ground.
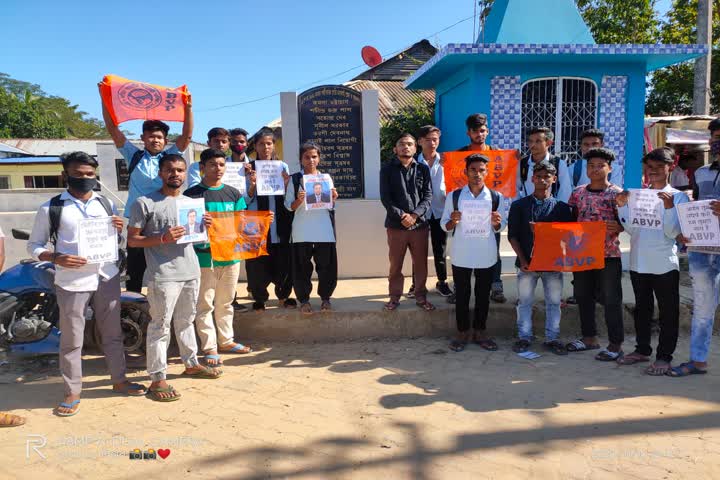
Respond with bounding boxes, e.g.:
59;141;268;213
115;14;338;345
1;335;719;480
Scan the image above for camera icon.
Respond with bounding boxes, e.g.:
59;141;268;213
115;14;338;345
143;449;157;460
129;449;142;460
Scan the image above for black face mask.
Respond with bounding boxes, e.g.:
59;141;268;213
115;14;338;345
67;176;97;193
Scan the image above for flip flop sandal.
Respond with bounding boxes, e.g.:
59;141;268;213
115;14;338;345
617;353;650;365
645;361;671;376
182;365;222;379
146;385;181;402
666;362;708;377
449;340;466;352
595;349;623;362
416;300;436;312
0;412;26;427
383;301;400;312
115;382;147;396
543;341;568;356
321;300;333;312
566;339;601;352
475;338;498;351
219;344;252;354
300;303;313;315
512;339;531;353
56;399;81;417
282;299;298;309
204;354;223;367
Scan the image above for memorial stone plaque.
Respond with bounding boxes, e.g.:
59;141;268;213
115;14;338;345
298;85;364;199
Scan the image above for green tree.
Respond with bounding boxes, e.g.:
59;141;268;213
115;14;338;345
379;98;434;162
646;0;720;115
575;0;660;43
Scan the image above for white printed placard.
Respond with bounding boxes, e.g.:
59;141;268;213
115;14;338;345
677;200;720;247
77;217;118;264
459;199;492;238
223;162;247;195
628;189;663;230
176;198;208;244
256;160;285;196
303;173;334;211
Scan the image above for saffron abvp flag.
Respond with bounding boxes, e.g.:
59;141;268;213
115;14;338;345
529;222;606;272
443;150;518;198
207;211;272;261
99;74;189;125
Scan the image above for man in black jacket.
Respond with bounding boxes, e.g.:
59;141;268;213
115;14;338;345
380;133;435;312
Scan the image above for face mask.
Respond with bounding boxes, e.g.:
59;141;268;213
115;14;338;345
230;144;246;155
711;140;720;156
67;176;97;193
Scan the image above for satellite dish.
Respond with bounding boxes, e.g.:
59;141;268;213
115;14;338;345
361;46;382;68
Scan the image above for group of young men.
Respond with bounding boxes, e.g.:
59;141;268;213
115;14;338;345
380;113;720;380
20;96;720;417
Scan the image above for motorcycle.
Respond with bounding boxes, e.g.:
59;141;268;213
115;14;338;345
0;228;151;355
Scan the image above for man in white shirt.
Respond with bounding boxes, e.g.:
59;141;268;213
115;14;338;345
28;152;147;417
518;127;572;203
441;153;505;352
570;129;624;188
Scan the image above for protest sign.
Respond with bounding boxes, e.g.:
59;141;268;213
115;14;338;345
77;217;118;264
176;198;207;244
459;199;492;238
256;161;285;196
443;150;518;198
208;211;273;261
628;189;663;230
99;74;189;125
303;174;334;210
223;162;247;195
678;200;720;247
529;222;606;272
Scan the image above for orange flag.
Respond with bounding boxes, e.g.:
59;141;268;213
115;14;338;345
208;211;273;261
443;150;519;198
529;222;606;272
99;74;189;125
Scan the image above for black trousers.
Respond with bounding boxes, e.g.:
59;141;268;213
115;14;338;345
245;242;293;303
452;265;493;333
411;217;448;285
630;270;680;362
573;257;624;345
491;232;503;290
125;246;146;293
292;242;338;303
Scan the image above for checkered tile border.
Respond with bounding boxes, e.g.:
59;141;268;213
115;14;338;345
599;75;627;185
490;76;522;149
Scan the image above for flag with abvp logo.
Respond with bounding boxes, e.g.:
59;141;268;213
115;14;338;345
529;222;606;272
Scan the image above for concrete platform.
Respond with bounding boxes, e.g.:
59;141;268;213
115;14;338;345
231;271;712;342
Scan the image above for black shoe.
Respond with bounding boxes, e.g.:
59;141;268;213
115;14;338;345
490;290;507;304
436;282;453;297
406;285;416;299
283;298;298;309
232;300;250;313
252;301;265;312
446;292;456;304
513;339;531;353
565;296;577;305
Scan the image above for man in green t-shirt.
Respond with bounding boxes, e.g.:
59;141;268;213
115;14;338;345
185;148;252;367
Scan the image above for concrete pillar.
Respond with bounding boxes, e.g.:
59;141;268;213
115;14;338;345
693;0;712;115
280;92;300;173
361;90;381;199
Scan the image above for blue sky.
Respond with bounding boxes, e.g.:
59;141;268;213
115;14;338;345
3;0;673;140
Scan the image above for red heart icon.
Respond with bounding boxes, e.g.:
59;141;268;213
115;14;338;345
158;449;171;459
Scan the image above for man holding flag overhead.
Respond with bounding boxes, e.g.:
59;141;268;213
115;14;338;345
99;78;193;293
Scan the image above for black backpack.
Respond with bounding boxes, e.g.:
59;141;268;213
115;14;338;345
48;194;127;272
451;187;500;236
520;155;561;196
291;172;336;236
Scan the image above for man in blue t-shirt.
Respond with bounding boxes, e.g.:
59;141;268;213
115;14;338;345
100;88;193;292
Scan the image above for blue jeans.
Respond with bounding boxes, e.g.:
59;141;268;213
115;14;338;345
516;270;563;341
688;252;720;363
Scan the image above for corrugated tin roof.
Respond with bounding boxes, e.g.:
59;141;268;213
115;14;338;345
0;139;110;156
352;40;438;82
344;80;434;122
0;156;61;164
0;142;31;155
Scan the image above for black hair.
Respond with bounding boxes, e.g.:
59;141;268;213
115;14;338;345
708;118;720;134
529;127;554;142
532;161;557;176
395;132;416;144
583;147;615;164
465;113;488;130
207;127;230;141
142;120;170;137
254;128;275;145
187;209;197;219
200;148;227;165
299;141;321;158
464;153;490;169
313;182;323;189
643;146;675;165
60;151;98;170
159;153;186;170
229;128;249;138
580;128;605;142
418;125;441;138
